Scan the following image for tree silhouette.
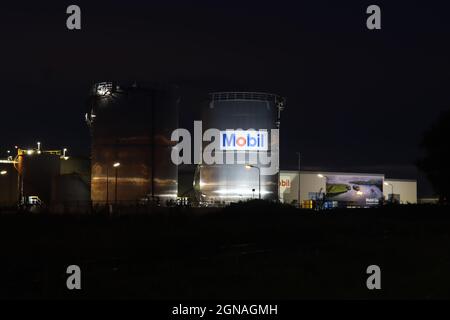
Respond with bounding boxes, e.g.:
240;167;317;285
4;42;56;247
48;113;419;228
418;110;450;203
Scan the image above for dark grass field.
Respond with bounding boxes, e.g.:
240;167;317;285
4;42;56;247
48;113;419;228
1;201;449;300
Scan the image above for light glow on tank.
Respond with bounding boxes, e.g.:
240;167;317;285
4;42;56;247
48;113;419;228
213;189;271;196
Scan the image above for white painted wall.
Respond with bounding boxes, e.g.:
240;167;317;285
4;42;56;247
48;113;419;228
279;171;298;204
383;179;417;204
279;171;326;204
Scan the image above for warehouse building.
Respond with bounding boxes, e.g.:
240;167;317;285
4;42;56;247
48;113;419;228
279;170;417;208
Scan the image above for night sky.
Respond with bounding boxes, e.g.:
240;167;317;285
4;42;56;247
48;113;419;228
1;1;450;196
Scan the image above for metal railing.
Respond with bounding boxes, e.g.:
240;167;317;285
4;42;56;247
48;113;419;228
210;92;283;103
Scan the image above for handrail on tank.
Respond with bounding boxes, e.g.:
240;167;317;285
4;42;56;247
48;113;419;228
209;92;285;104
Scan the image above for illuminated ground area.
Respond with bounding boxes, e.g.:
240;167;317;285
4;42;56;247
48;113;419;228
0;202;449;299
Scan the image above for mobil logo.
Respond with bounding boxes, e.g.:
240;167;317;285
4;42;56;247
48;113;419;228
280;179;291;188
220;130;268;151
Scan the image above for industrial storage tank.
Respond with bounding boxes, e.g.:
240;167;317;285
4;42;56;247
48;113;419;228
195;92;285;204
50;157;91;213
86;82;179;205
17;149;61;205
0;160;18;207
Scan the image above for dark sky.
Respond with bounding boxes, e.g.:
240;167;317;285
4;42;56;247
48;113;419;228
1;1;450;196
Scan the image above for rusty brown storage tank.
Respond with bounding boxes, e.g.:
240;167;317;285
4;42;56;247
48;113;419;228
195;92;285;204
86;82;179;205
